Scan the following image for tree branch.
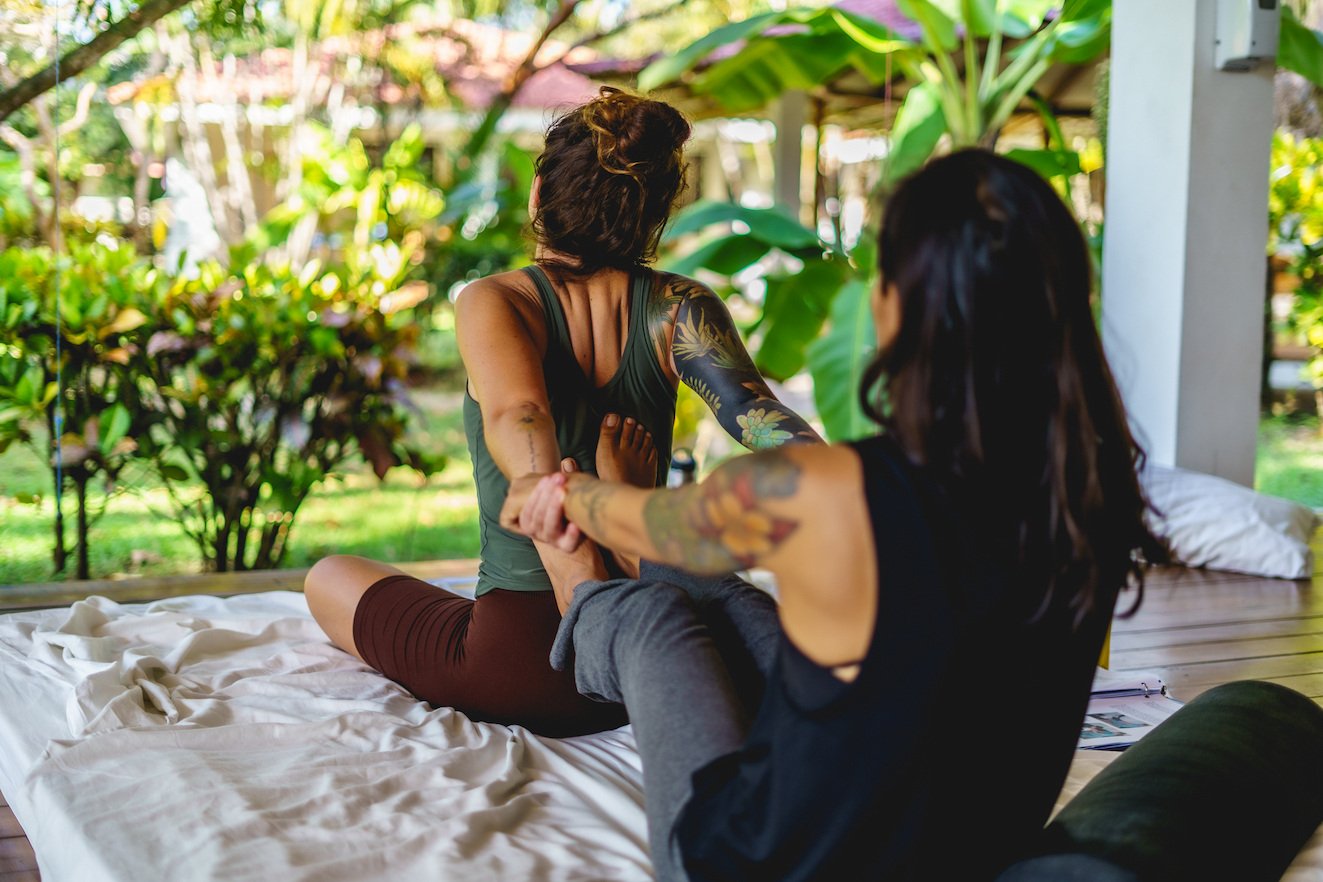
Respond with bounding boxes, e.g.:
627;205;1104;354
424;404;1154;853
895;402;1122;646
0;0;194;124
566;0;687;53
455;0;582;170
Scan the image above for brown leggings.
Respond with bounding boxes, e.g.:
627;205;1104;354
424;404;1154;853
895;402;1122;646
351;574;628;737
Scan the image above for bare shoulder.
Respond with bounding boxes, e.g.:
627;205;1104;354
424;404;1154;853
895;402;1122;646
762;441;876;670
781;439;864;478
661;271;718;303
454;269;544;331
718;442;866;521
753;438;862;480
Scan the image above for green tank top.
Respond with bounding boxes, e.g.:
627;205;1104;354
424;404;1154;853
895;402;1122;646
463;264;677;596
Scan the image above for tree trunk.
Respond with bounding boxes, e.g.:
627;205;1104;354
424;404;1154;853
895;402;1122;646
454;0;582;175
167;28;238;245
206;48;260;235
75;475;90;580
0;123;53;243
213;514;230;573
50;469;67;576
233;508;250;572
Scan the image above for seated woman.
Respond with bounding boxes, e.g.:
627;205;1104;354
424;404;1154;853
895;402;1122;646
502;149;1168;879
303;87;820;738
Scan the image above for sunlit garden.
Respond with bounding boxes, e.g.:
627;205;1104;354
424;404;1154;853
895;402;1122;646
2;0;1322;585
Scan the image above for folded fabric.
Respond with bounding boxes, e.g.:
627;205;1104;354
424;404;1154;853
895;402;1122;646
1141;463;1318;579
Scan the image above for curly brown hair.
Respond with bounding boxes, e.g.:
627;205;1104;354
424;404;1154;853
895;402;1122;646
532;87;691;273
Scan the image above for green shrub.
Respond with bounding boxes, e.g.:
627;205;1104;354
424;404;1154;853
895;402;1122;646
132;240;443;572
1269;131;1323;407
0;235;442;577
0;240;152;578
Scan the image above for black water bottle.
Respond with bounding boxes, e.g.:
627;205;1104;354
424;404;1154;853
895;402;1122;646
667;448;696;488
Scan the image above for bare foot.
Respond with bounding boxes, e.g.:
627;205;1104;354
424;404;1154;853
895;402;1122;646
536;538;609;616
596;413;658;488
594;415;657;579
530;457;610;614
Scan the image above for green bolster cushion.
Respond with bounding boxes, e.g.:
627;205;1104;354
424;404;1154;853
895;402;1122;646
1001;680;1323;882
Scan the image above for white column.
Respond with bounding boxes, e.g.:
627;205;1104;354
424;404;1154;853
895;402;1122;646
772;91;808;222
1101;0;1276;487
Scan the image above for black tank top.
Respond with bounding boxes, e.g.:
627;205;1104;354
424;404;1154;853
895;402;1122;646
463;265;677;596
675;435;1116;880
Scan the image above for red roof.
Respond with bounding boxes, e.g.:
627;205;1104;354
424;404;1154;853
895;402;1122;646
109;14;603;111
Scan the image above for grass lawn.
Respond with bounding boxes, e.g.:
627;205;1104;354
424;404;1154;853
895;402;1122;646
2;404;1319;586
1255;411;1323;510
0;387;481;586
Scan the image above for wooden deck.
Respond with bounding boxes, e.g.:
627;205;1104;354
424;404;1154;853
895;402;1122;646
0;559;483;613
1107;526;1323;705
0;790;37;882
0;531;1319;878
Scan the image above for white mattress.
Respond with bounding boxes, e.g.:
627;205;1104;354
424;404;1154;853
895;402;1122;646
0;590;1319;882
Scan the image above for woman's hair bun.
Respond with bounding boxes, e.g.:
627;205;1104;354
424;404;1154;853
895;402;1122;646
532;86;692;271
581;86;691;181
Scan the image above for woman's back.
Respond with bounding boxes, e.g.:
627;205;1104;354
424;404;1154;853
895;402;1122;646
462;264;677;595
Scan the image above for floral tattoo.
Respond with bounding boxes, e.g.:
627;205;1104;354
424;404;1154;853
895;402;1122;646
737;407;794;449
645;273;687;360
641;451;801;571
668;281;822;450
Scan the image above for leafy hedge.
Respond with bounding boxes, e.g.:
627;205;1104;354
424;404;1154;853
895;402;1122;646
1269;131;1323;404
0;237;441;578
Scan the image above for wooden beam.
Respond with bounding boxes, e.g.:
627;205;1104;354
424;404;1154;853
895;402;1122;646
0;559;481;612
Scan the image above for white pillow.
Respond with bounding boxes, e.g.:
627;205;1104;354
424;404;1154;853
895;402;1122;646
1141;463;1319;580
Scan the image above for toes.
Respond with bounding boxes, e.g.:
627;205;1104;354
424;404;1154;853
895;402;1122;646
600;412;621;444
621;417;637;447
561;457;579;473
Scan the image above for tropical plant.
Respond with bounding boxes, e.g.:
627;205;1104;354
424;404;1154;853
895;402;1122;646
243;121;445;267
648;2;1323;441
0;240;155;578
640;0;1112;188
0;151;41;246
648;2;1113;439
131;239;443;572
0;227;444;577
1268;129;1323;419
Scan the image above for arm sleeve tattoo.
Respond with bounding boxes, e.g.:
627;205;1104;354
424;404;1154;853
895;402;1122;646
640;449;802;572
664;277;823;450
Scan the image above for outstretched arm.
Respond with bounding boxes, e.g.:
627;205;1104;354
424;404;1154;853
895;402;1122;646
455;278;562;479
504;448;807;575
501;443;877;670
661;277;823;449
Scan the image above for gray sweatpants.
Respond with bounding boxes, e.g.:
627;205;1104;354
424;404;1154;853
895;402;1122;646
549;561;780;882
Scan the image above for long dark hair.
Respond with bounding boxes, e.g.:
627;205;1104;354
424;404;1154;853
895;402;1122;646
860;149;1166;623
532;87;691;274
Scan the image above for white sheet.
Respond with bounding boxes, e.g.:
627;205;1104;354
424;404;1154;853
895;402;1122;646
0;591;649;882
0;591;1319;882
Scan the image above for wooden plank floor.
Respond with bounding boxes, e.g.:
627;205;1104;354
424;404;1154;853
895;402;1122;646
1106;527;1323;705
0;531;1319;877
0;559;483;612
0;790;38;882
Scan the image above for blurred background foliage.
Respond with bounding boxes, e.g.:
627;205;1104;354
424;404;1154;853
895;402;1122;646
0;0;1321;582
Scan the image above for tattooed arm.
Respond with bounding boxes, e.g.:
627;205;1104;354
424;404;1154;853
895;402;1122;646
655;276;823;449
504;448;809;574
455;275;562;478
500;442;876;670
